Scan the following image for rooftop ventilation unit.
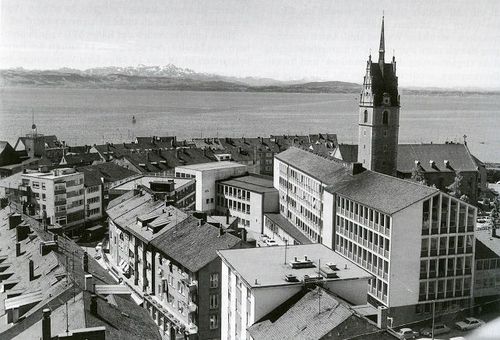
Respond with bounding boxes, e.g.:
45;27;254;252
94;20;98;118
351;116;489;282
284;274;299;282
289;256;315;269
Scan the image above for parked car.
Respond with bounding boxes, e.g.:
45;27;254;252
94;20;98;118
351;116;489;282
265;239;279;247
455;317;485;331
421;323;451;337
396;328;419;339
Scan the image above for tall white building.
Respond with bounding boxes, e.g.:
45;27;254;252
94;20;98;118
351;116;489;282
218;244;372;340
274;147;476;324
175;161;247;212
21;168;85;229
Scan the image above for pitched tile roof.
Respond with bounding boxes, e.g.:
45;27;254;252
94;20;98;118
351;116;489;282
76;162;136;184
151;219;241;273
327;170;438;215
397;143;478;173
248;287;379;340
275;147;352;185
337;144;359;163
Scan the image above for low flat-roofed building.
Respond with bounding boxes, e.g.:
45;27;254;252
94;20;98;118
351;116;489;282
175;161;248;212
218;243;372;340
216;174;278;240
474;227;500;298
108;174;196;209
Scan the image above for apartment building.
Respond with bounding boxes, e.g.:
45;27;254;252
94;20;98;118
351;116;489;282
274;147;354;245
175;161;247;212
275;147;477;324
20;168;85;229
218;244;372;340
216;174;278;240
81;169;103;222
107;190;243;339
329;179;476;324
108;174;196;209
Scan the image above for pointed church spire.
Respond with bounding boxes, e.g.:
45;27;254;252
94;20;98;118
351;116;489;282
379;15;385;75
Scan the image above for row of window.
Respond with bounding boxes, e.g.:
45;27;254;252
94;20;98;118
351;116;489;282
337;216;391;257
218;184;251;201
419;277;472;301
337;196;391;229
87;196;100;204
420;256;473;280
422;195;475;235
336;234;389;279
420;235;474;257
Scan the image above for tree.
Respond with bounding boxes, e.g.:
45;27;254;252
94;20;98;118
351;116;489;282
411;165;427;185
447;172;464;198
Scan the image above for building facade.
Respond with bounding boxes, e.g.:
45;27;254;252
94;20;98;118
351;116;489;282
216;174;279;240
107;191;242;339
218;244;372;340
175;162;248;212
20;168;85;229
357;16;400;176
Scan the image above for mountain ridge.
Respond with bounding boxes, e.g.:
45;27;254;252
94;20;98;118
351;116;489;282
1;65;499;95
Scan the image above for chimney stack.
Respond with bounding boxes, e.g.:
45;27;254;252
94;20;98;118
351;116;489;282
82;251;89;273
42;308;51;340
85;274;94;292
90;294;98;316
29;259;35;281
226;209;230;225
493;227;497;238
16;242;21;257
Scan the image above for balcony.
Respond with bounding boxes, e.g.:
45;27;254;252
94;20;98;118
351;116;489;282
55;189;66;195
55;199;66;206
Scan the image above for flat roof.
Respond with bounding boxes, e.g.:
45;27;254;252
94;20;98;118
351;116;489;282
175;161;246;171
22;168;81;180
220;174;276;194
110;175;193;191
218;244;371;289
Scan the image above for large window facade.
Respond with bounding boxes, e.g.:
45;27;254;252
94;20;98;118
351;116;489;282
276;160;324;243
335;195;391;304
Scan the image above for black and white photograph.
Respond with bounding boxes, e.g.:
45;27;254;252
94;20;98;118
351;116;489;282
0;1;499;339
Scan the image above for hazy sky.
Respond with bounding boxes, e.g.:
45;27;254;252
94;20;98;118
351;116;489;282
1;0;499;87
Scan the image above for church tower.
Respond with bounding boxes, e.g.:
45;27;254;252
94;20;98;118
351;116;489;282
358;16;400;176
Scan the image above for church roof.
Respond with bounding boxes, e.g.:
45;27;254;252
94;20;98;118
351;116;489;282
397;143;478;173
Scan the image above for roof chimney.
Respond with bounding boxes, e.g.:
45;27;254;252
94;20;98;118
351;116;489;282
29;259;35;281
16;242;22;257
85;274;94;292
429;160;436;168
415;160;420;167
219;228;224;237
42;308;51;340
444;160;450;168
82;251;89;273
226;209;230;225
90;294;98;316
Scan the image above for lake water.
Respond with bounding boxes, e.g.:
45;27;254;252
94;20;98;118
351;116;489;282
0;87;499;162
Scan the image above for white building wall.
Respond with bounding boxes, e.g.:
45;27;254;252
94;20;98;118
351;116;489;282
389;202;423;307
322;191;336;249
